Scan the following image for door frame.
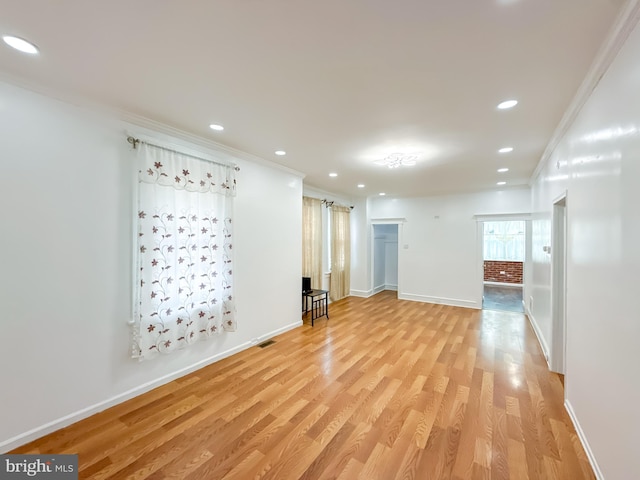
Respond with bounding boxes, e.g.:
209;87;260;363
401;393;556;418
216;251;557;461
474;213;531;310
551;193;568;374
370;218;405;297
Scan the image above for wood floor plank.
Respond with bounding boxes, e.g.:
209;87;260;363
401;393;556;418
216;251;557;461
10;291;596;479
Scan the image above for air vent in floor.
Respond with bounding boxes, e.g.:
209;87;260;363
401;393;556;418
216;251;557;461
257;339;276;348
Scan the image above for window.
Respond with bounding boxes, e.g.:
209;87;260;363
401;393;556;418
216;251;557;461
132;141;237;361
483;221;525;261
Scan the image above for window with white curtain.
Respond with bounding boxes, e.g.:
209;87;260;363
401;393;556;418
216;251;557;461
302;196;322;289
329;205;351;301
483;221;525;261
132;142;237;361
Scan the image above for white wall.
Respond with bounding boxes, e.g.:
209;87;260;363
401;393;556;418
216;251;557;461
349;197;370;296
373;234;386;291
368;189;531;308
0;81;303;451
529;20;640;480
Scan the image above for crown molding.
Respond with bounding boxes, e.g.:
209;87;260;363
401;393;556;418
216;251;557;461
530;0;640;183
0;71;305;179
303;185;353;204
119;112;305;178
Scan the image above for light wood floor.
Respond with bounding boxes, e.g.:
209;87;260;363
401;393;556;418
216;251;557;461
12;291;594;479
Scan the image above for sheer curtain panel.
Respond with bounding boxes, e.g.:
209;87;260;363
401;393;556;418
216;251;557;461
302;196;323;289
133;143;237;361
483;221;525;261
330;205;351;301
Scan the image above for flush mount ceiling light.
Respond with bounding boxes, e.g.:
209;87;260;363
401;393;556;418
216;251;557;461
497;168;509;173
379;192;386;196
374;152;419;169
275;150;286;156
329;172;338;177
497;181;507;186
498;147;513;153
2;35;39;54
357;184;365;188
209;124;224;131
497;100;518;110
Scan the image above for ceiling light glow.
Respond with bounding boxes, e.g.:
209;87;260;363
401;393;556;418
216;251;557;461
379;192;386;196
329;172;338;177
497;100;518;110
209;124;224;131
497;181;507;186
357;184;365;188
497;168;509;173
374;152;419;169
498;147;513;153
275;150;286;156
2;35;38;54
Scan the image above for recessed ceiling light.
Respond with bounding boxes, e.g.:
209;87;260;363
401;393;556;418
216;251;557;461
329;172;338;177
209;124;224;131
497;181;507;186
2;35;39;54
379;192;386;196
497;168;509;173
497;100;518;110
357;184;365;188
275;150;286;156
498;147;513;153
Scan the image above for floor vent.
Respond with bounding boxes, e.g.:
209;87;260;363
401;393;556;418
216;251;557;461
258;339;276;348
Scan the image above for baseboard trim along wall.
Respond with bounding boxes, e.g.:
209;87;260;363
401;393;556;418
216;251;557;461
350;289;373;297
0;320;302;453
565;399;605;480
398;293;479;309
524;307;551;368
251;321;303;346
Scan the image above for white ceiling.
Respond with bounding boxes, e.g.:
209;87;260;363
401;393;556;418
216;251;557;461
0;0;626;199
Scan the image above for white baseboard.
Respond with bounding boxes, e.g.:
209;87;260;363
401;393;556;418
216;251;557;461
565;399;604;480
350;289;373;298
484;281;523;287
251;321;302;345
349;286;398;297
524;306;550;368
398;293;479;309
0;320;302;453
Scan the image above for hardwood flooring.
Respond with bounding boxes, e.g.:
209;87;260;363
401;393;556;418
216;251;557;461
12;291;594;479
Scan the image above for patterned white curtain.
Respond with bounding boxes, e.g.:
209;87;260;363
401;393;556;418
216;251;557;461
133;143;237;361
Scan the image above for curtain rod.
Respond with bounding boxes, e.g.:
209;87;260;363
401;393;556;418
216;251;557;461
322;199;354;210
127;136;239;171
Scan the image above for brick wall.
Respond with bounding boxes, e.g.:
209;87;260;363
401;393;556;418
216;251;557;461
484;261;523;284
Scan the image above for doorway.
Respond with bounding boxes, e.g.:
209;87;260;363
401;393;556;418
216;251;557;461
372;224;399;295
551;195;567;374
482;220;525;312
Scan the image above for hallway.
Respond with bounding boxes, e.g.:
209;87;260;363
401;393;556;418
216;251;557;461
483;284;524;313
